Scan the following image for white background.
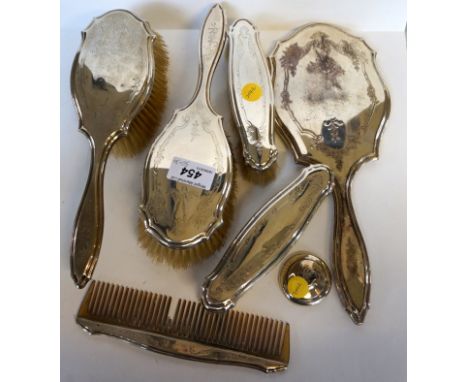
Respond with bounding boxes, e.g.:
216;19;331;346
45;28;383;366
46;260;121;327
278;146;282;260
60;1;406;381
61;0;406;32
7;1;468;382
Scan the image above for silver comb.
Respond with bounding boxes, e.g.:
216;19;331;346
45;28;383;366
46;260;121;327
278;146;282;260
76;280;290;373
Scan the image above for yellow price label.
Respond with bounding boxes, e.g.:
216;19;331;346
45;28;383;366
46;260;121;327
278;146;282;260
287;276;309;299
241;82;263;102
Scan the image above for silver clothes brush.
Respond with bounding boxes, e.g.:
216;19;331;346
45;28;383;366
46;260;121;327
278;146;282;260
228;18;277;171
202;165;333;311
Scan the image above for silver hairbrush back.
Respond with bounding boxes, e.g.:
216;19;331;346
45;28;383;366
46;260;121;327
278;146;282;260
70;10;158;288
139;4;233;268
228;19;277;171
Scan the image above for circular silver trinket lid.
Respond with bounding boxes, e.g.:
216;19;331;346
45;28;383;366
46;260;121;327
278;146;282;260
279;251;332;305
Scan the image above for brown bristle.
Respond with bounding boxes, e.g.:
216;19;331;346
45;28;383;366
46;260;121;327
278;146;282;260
112;33;169;157
78;280;290;361
137;167;237;269
226;111;278;185
137;203;231;268
234;141;278;184
238;160;278;184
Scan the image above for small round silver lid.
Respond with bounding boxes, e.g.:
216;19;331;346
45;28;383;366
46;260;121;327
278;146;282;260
279;251;332;305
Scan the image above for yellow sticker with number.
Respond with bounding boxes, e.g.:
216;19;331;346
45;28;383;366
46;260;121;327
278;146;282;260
241;82;262;102
287;276;309;299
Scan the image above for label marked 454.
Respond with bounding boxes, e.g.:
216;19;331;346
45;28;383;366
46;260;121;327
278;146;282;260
167;157;216;191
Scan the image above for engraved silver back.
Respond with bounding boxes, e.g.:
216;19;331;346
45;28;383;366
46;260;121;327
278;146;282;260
140;4;231;249
71;10;155;143
269;23;389;178
228;19;277;171
70;10;156;288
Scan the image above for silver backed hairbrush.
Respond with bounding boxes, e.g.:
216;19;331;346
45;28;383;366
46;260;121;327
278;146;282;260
228;19;277;171
70;10;166;288
139;4;233;268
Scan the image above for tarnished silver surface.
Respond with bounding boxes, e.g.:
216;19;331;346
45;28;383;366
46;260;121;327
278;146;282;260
278;251;332;305
77;281;290;373
269;23;391;323
202;165;334;311
70;10;156;288
228;19;277;170
140;4;231;248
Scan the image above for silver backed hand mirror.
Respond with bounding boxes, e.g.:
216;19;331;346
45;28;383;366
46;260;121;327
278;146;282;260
270;23;390;324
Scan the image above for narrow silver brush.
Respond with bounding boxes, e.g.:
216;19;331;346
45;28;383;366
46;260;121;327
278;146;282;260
228;19;277;171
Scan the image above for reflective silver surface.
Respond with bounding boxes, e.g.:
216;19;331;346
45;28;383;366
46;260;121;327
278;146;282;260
228;19;277;170
278;251;332;305
140;4;232;248
270;23;390;323
70;10;156;288
202;165;334;311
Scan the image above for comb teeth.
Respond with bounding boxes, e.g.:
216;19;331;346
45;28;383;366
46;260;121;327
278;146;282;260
77;281;290;372
167;298;288;356
85;282;173;331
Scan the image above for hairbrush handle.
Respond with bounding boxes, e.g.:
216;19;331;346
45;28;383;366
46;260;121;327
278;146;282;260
193;4;226;105
70;135;110;288
202;165;334;311
332;180;371;324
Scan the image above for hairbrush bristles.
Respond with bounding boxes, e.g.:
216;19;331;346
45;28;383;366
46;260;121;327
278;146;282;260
241;164;278;184
225;114;277;185
112;33;169;157
232;140;277;184
138;173;237;269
